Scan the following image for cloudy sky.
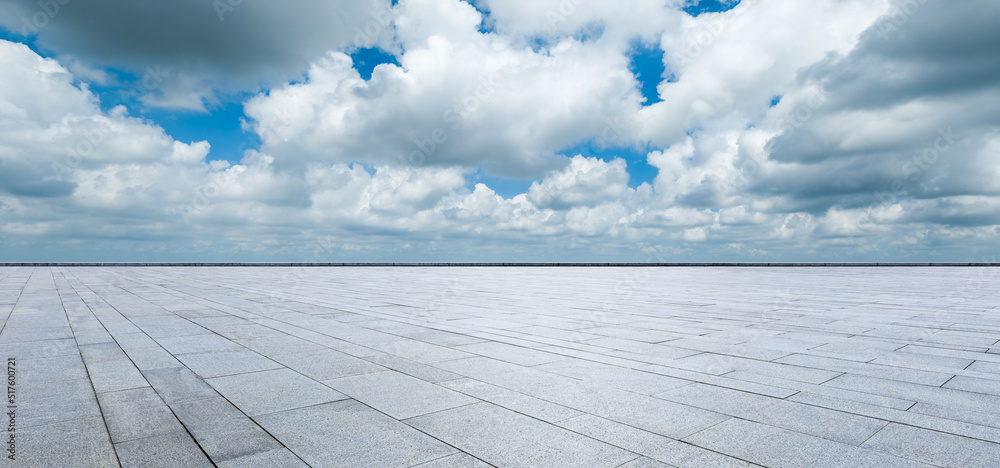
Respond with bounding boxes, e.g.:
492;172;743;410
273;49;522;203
0;0;998;262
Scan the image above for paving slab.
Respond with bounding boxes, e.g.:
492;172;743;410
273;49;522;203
17;378;103;428
683;418;930;467
4;266;1000;467
269;348;387;380
862;423;1000;467
453;341;565;366
140;366;220;404
908;401;1000;428
124;346;183;370
324;370;477;419
15;416;119;468
207;368;348;416
173;349;282;378
168;396;286;463
214;448;308;468
256;399;456;467
97;387;185;443
943;374;1000;396
361;353;464;383
412;453;494;467
114;430;214;468
556;414;753;468
405;402;638;468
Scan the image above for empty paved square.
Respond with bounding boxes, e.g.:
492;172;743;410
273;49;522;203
1;266;999;467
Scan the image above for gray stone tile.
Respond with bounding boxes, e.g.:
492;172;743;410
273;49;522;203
617;457;675;468
16;355;89;383
0;327;74;343
174;349;282;378
87;359;150;394
406;402;637;468
968;360;1000;374
257;400;455;467
542;381;731;439
536;359;689;395
16;416;119;468
125;346;183;370
908;402;1000;428
448;351;575;383
394;328;487;347
270;348;386;380
510;324;606;342
165;395;284;462
943;375;1000;396
10;266;1000;467
155;333;241;354
655;383;780;419
788;390;1000;444
18;383;103;428
215;448;308;468
207;368;348;416
235;334;329;356
824;373;1000;413
790;383;917;410
683;418;930;468
71;329;115;345
441;378;584;423
79;341;130;363
896;344;1000;363
584;336;700;359
141;366;219;404
115;430;214;468
454;341;564;366
870;351;976;371
638;363;799;398
362;353;463;383
777;353;954;386
557;414;753;468
413;453;493;467
691;353;843;384
112;332;160;350
758;400;889;445
0;337;77;359
862;423;1000;467
658;381;888;444
372;338;475;363
325;370;476;419
98;386;184;443
186;416;284;463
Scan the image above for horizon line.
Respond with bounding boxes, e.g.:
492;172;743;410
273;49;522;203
2;262;999;267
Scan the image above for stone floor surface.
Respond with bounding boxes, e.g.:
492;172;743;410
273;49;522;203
1;266;999;467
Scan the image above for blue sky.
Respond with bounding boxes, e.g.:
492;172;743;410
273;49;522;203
1;0;999;262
